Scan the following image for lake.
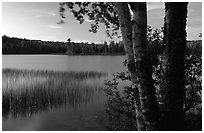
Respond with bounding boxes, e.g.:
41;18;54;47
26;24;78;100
2;55;128;131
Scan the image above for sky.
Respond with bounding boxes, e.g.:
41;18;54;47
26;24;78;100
2;2;202;43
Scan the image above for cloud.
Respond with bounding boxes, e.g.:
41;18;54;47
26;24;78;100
48;25;63;29
34;11;57;18
35;14;45;18
147;2;164;11
30;7;58;18
46;11;57;17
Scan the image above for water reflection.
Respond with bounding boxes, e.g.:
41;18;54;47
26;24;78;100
2;69;107;120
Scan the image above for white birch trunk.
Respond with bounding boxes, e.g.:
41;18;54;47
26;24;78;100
130;3;160;130
116;2;146;131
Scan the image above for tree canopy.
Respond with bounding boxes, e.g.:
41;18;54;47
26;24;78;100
59;2;121;38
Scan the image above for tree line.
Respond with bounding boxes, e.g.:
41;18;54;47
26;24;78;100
2;35;125;55
2;34;201;55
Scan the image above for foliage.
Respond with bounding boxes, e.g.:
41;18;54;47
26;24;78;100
2;35;67;54
104;27;202;130
2;35;125;55
59;2;119;39
104;71;136;130
58;2;201;130
184;45;202;130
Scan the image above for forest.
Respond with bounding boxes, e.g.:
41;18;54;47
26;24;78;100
2;35;125;55
2;35;201;55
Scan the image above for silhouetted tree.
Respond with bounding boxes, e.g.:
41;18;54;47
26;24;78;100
67;38;71;42
58;2;190;131
163;2;188;130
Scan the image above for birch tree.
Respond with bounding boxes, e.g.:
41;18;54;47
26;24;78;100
59;2;189;130
115;3;146;130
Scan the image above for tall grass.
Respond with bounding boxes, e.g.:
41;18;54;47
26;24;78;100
2;69;107;119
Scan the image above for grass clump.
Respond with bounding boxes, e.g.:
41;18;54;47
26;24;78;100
2;68;107;119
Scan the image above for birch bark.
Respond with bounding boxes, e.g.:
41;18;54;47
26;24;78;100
130;3;160;130
116;3;146;131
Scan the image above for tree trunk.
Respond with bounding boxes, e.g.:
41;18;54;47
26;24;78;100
116;2;146;131
164;2;188;130
130;3;160;130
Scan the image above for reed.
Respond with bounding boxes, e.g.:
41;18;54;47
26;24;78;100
2;68;107;119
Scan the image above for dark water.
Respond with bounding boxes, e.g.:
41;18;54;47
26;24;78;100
2;55;127;131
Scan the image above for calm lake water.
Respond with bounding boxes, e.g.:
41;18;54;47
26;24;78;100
2;55;128;131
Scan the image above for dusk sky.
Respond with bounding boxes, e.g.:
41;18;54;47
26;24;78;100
2;2;202;43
